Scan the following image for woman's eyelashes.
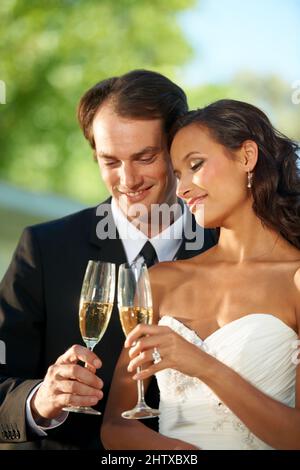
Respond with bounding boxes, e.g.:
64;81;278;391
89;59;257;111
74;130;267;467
173;159;204;179
190;160;204;172
173;158;205;179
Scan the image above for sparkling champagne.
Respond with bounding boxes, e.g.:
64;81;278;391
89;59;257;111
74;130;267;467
79;301;113;349
119;306;153;337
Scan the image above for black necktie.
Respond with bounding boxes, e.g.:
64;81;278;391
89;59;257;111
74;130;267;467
140;241;158;268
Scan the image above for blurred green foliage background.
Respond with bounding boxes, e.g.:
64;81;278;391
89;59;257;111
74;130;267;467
0;0;299;206
0;0;299;277
0;0;196;204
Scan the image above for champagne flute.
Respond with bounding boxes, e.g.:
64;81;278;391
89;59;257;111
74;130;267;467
63;260;115;415
118;261;160;419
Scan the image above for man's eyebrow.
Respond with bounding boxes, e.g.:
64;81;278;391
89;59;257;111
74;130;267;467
97;152;117;159
97;146;161;160
132;146;161;158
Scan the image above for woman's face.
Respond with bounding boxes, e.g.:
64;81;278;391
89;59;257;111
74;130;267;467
170;124;250;228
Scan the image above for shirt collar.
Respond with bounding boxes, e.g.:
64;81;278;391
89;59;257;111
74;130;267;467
111;197;186;264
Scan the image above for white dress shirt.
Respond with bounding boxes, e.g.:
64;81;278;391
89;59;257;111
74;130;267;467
111;197;186;264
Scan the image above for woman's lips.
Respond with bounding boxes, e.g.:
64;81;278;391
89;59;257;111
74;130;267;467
187;195;208;211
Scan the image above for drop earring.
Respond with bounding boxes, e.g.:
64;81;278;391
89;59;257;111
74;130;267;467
247;171;253;189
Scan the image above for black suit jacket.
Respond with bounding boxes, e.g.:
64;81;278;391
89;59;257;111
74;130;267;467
0;199;216;449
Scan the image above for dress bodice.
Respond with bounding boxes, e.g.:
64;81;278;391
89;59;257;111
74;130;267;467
156;314;298;450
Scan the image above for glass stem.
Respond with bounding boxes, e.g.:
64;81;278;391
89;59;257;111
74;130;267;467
136;366;146;405
85;345;95;371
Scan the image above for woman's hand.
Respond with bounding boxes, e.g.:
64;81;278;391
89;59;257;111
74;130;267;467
125;324;206;381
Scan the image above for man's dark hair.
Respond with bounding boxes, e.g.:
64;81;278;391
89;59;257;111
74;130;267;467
78;69;188;154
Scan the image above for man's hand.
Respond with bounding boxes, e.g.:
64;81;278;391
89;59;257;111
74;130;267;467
31;345;103;420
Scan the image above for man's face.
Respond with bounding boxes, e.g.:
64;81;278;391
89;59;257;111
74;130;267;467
93;103;177;221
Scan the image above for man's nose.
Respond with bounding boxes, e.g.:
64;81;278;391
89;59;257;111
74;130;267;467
119;162;142;188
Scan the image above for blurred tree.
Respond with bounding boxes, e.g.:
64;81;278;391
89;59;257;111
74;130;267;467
188;72;300;142
0;0;195;203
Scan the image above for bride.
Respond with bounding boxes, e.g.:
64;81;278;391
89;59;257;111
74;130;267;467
101;99;300;450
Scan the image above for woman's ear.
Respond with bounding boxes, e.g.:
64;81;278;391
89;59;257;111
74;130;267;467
241;140;258;172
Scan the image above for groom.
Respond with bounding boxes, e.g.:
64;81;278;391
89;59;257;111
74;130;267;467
0;69;216;449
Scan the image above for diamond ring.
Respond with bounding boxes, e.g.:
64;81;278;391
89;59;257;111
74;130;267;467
152;347;162;364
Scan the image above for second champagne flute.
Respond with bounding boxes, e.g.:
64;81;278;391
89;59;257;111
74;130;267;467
63;260;115;415
118;261;160;419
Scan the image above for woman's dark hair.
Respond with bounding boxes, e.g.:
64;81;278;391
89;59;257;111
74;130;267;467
170;99;300;249
78;69;188;155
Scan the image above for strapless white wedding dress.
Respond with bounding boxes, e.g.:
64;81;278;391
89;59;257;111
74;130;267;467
156;314;297;450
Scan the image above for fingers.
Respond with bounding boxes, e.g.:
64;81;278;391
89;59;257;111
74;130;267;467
124;325;174;379
54;393;102;409
128;336;160;359
125;324;168;348
127;347;166;372
132;363;160;381
56;344;102;369
57;379;103;400
124;324;182;381
127;329;170;361
85;363;96;374
32;365;104;419
127;338;168;379
32;346;104;420
128;347;168;380
50;363;103;390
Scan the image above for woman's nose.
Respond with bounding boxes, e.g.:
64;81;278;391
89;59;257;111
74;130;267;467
176;177;191;200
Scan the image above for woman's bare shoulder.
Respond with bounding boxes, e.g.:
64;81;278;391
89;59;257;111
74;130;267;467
149;246;217;285
148;259;188;284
